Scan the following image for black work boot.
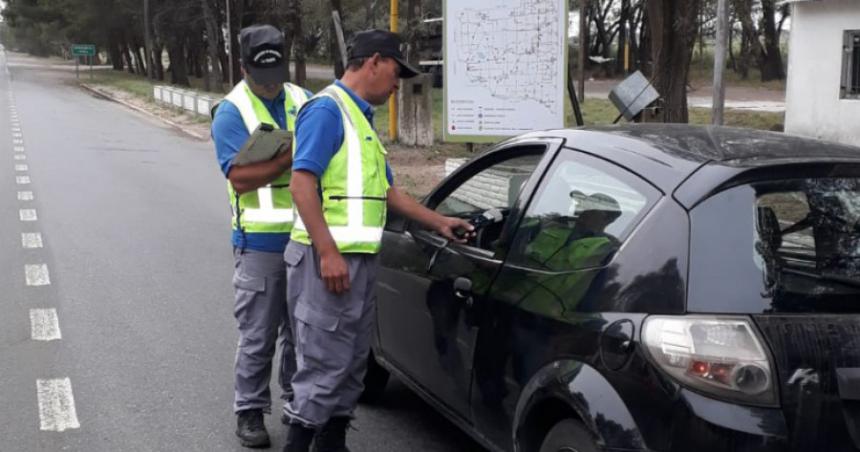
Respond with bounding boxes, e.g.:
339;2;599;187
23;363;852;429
312;416;352;452
236;409;271;448
283;423;316;452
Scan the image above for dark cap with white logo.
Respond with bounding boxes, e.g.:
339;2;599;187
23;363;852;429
240;24;287;86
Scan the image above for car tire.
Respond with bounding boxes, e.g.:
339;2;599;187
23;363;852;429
358;351;390;404
538;419;600;452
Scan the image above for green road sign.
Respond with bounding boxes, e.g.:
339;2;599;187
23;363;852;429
71;44;96;57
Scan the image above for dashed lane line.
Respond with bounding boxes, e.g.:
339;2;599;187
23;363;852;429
36;378;80;432
22;232;43;249
30;309;61;341
25;264;51;286
19;209;37;221
15;164;28;171
18;191;34;201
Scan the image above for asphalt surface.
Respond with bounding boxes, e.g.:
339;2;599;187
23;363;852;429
0;51;480;451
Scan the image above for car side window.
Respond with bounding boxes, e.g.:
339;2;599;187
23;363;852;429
507;150;654;271
435;154;542;217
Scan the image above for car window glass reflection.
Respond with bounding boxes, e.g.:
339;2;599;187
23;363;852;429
510;158;649;272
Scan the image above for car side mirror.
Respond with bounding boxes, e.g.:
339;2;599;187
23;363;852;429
386;209;407;233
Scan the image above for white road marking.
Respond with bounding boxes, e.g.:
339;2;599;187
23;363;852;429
36;378;80;431
12;127;21;132
14;154;25;160
13;139;23;145
18;191;34;201
12;132;22;138
15;164;28;171
19;209;37;221
14;146;24;152
25;264;50;286
16;175;30;184
22;232;43;248
30;309;61;340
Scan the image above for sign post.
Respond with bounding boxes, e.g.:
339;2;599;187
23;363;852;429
71;44;96;80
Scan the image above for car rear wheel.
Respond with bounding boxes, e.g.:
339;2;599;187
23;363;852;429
538;419;600;452
358;350;390;404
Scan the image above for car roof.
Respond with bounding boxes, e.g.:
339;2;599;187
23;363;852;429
512;124;860;196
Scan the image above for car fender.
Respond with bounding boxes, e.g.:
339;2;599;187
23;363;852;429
513;359;648;452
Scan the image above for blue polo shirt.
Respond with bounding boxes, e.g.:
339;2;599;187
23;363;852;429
293;80;394;184
211;85;312;253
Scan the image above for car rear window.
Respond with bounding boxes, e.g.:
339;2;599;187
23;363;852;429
689;178;860;313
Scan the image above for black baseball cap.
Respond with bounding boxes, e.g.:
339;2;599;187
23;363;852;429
347;30;420;79
240;24;288;85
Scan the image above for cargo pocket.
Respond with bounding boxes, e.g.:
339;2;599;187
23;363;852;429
232;271;267;337
294;301;342;370
233;271;266;293
284;244;305;268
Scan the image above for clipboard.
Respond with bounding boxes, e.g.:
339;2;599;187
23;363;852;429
232;123;293;166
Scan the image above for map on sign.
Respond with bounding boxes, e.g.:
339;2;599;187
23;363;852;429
444;0;566;142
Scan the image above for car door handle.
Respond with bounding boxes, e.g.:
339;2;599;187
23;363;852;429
453;277;473;304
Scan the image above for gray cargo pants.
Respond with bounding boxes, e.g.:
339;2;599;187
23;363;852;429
232;247;296;413
283;241;377;428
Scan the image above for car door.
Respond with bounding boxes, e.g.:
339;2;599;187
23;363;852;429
375;139;562;422
469;148;661;449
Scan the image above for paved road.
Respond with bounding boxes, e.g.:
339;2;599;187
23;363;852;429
0;51;480;451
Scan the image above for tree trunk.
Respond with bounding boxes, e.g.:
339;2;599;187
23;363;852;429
282;0;296;83
230;0;244;85
134;43;148;75
144;0;155;79
121;41;135;74
168;44;191;86
218;41;229;87
109;37;124;71
646;0;700;123
293;0;307;85
152;44;165;81
330;0;345;78
201;0;224;91
732;0;762;80
728;17;736;71
759;0;785;81
638;7;650;75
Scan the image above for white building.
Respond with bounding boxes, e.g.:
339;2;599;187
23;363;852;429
784;0;860;146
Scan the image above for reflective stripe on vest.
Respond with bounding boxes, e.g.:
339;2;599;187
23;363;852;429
291;84;389;253
224;81;306;233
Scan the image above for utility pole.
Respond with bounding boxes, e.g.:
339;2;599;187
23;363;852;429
226;0;234;87
144;0;154;79
712;0;728;125
578;0;587;102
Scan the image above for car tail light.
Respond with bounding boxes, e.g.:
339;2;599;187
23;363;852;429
642;315;778;406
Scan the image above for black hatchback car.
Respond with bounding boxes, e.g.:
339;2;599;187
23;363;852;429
360;125;860;452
